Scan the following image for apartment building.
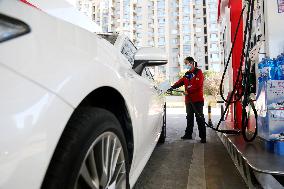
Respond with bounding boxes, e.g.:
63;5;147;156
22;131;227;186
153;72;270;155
76;0;222;81
193;0;221;71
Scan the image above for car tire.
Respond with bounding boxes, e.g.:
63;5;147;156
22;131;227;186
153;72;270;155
42;107;130;189
158;103;166;144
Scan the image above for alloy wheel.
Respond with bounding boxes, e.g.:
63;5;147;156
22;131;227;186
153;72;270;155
74;132;126;189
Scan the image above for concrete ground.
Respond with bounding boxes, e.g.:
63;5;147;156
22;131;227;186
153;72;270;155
134;107;247;189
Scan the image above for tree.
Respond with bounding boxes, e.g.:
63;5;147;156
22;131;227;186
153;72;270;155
168;70;222;98
203;70;221;99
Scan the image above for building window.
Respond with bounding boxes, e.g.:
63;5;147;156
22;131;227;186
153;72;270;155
195;27;202;32
210;33;218;40
158;11;164;17
211;53;219;62
184;36;190;43
158;28;165;34
210;14;217;22
196;0;202;5
158;1;165;8
210;43;218;51
195;9;202;14
172;48;179;53
209;3;217;9
158;37;165;45
171;29;178;34
210;24;218;31
184;26;190;33
196;18;202;23
184;8;190;14
137;33;142;38
158;18;165;24
184;45;190;52
183;20;189;25
212;64;221;72
184;16;190;21
172;21;178;26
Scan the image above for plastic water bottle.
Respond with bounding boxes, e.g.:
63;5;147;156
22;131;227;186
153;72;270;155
260;57;271;82
277;54;284;80
273;58;279;80
266;58;276;80
258;58;266;83
259;57;276;81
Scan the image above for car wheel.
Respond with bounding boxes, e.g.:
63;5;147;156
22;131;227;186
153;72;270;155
42;107;130;189
158;103;166;144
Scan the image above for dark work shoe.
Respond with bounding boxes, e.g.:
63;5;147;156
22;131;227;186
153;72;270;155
200;139;206;143
181;135;192;140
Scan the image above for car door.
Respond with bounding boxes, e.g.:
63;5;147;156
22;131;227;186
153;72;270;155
141;67;165;142
130;67;163;168
118;38;164;170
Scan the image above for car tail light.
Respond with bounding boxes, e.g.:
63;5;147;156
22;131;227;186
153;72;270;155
0;13;31;43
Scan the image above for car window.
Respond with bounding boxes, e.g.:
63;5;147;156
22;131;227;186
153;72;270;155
97;33;118;45
121;39;137;66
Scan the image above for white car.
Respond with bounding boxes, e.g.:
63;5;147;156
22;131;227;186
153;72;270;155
0;1;167;189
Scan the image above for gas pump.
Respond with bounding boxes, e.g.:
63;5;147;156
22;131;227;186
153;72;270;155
219;0;284;146
218;0;258;141
207;1;284;187
245;0;284;153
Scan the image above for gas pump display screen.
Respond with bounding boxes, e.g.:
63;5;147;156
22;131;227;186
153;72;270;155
278;0;284;13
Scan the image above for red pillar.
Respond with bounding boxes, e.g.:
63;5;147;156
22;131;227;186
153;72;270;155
229;0;243;129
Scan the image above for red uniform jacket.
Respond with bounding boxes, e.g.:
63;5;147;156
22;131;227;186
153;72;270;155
172;68;204;103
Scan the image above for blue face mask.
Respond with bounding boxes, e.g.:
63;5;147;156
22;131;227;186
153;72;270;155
184;64;192;70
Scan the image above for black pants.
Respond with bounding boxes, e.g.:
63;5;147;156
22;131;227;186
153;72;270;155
185;101;206;139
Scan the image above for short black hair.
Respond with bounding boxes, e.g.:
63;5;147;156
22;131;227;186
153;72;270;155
185;56;197;67
185;56;194;62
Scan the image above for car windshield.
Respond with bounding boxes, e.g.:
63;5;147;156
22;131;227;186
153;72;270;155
121;39;137;65
97;33;118;45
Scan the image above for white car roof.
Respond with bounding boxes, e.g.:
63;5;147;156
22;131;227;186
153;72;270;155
27;0;102;33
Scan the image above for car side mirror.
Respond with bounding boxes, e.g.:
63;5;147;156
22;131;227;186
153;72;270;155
133;47;168;75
